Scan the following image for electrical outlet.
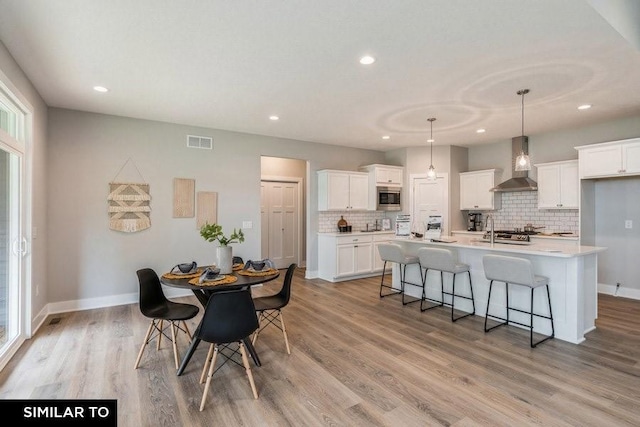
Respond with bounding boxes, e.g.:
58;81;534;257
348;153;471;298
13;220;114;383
242;221;253;229
625;220;633;229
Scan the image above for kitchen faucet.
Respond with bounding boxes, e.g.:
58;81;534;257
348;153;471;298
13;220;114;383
486;214;495;246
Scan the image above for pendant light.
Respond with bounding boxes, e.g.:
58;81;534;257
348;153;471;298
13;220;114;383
515;89;531;171
427;117;437;180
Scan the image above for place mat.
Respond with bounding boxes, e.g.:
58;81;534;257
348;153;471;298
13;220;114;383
162;268;204;280
188;275;238;286
237;268;278;277
233;263;243;271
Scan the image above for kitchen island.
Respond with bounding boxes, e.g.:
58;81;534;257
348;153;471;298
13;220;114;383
391;235;606;344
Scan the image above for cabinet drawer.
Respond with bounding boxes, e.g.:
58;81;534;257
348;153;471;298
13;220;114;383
336;234;373;245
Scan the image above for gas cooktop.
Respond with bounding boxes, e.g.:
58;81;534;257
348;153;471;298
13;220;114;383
481;231;532;245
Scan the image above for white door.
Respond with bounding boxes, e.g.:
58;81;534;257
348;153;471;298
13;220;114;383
261;180;299;269
411;175;449;235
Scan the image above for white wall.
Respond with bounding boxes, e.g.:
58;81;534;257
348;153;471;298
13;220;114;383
0;41;48;328
46;108;385;304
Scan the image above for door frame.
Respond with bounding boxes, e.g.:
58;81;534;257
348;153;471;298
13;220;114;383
409;172;449;236
261;175;304;268
0;73;33;373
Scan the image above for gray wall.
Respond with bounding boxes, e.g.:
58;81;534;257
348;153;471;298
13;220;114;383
0;40;49;326
46;108;385;302
594;177;640;290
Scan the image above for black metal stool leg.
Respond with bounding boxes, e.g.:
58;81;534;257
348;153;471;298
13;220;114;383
380;261;402;298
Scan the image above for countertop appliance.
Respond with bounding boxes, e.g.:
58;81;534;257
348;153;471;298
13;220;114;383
467;213;482;231
377;186;401;211
481;230;533;245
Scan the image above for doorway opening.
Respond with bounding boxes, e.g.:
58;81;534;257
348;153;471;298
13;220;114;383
260;157;307;269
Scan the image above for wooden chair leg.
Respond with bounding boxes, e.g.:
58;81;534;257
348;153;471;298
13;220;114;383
252;312;263;345
134;320;155;369
156;320;163;350
182;320;192;339
239;342;258;399
199;345;219;411
200;344;216;384
170;321;180;369
278;310;291;355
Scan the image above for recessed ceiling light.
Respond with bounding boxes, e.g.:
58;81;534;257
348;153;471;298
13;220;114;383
578;104;592;110
476;128;486;133
269;115;279;121
93;86;109;93
359;55;375;65
382;135;390;140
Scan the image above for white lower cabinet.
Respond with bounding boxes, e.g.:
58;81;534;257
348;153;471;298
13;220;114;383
318;232;394;282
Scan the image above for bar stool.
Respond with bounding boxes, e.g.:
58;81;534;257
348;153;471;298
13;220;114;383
377;243;422;305
417;247;475;321
482;255;555;348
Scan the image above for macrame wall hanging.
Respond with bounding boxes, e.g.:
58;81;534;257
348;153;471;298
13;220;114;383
108;158;151;233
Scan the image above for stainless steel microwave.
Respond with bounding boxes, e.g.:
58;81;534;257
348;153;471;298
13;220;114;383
377;187;401;211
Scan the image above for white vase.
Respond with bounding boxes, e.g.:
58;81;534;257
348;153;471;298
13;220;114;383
216;246;233;274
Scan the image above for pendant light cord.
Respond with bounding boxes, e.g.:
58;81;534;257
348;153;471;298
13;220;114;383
521;90;525;138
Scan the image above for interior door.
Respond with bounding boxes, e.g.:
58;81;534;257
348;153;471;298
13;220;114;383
261;181;299;269
412;176;448;235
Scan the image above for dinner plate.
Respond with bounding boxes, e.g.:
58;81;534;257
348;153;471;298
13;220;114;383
171;269;197;276
200;274;226;283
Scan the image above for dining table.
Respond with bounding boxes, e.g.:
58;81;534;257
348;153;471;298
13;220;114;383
160;264;281;376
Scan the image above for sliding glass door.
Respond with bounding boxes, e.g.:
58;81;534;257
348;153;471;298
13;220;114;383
0;90;27;367
0;147;21;351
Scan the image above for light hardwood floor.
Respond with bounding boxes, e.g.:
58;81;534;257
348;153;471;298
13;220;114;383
1;268;639;426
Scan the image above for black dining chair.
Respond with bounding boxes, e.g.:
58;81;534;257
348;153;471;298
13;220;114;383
197;289;260;411
134;268;200;370
251;263;296;355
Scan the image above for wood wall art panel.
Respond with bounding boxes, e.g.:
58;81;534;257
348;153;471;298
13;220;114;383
197;191;218;229
173;178;195;218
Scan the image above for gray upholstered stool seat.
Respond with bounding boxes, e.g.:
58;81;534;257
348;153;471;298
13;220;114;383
377;243;422;305
482;254;555;348
417;247;475;321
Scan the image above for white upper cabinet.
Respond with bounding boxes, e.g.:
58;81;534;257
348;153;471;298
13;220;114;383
535;160;578;209
318;170;370;211
459;169;501;210
359;164;404;187
576;138;640;179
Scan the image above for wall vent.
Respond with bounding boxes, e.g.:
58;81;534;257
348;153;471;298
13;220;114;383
187;135;213;150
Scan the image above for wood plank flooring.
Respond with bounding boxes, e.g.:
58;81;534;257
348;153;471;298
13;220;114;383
1;269;639;426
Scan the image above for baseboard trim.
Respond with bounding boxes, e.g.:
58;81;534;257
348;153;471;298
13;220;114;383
598;283;640;300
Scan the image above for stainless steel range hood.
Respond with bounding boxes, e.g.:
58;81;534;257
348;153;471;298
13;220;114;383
490;136;538;192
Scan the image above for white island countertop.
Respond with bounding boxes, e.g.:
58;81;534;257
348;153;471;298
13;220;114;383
390;235;606;344
395;235;605;258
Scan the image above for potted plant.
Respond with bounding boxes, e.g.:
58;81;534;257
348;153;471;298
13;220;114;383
200;223;245;274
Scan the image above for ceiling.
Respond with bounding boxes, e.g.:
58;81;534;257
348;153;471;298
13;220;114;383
1;0;640;151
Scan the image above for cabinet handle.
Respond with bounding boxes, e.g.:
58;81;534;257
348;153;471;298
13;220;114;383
474;205;479;208
388;179;392;182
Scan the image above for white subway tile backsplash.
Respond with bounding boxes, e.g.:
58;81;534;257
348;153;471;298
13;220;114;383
318;211;390;233
477;191;578;233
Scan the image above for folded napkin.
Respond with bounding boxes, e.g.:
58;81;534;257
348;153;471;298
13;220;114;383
198;267;221;283
243;258;275;271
